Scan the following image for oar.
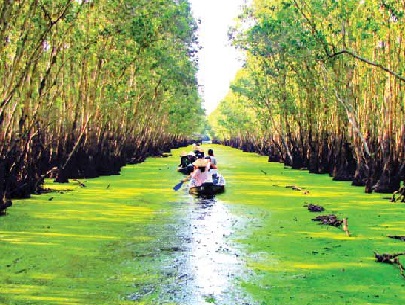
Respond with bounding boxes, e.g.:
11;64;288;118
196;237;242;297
173;180;185;191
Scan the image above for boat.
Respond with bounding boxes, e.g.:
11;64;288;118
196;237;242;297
177;164;194;175
189;172;226;198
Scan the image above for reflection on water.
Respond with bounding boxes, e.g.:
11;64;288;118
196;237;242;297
157;197;256;305
189;198;240;299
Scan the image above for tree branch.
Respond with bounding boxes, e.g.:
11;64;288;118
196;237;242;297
329;49;405;83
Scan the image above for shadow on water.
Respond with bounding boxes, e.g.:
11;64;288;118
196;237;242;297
154;196;257;305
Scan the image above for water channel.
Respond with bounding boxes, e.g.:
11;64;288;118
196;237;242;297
154;196;257;305
2;145;405;305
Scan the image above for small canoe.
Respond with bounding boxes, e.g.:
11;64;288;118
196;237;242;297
177;165;194;175
189;174;226;197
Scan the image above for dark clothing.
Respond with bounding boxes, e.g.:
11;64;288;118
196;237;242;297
195;150;204;159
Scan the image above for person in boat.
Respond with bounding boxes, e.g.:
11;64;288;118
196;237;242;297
187;151;196;163
206;149;217;169
178;151;196;174
185;152;196;174
179;151;190;168
195;146;205;159
183;158;211;188
205;149;219;184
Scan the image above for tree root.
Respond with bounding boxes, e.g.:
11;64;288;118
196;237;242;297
0;199;12;216
72;179;86;187
391;186;405;202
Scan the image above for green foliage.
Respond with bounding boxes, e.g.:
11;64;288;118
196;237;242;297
209;78;259;141
214;0;405;170
0;0;203;156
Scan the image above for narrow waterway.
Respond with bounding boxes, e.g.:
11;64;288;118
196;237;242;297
2;144;405;305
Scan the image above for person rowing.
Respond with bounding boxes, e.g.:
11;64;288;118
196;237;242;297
183;158;211;188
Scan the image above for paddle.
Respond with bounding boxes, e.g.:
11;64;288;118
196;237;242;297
173;180;185;191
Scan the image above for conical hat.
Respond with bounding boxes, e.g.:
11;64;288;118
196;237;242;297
193;159;208;167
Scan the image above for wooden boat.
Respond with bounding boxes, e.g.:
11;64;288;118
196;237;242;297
177;165;193;175
189;173;226;197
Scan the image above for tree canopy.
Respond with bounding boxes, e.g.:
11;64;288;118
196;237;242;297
0;0;205;199
210;0;405;193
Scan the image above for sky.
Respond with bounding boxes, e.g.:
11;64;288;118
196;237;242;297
189;0;246;115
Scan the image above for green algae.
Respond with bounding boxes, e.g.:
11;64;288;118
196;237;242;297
214;145;405;305
1;144;405;304
0;157;188;305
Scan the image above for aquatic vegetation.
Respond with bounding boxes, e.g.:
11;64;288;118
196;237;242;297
1;144;405;304
216;145;405;305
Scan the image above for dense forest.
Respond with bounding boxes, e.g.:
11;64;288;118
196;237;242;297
209;0;405;194
2;0;405;210
0;0;205;206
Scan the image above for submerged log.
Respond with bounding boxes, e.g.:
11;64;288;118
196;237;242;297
304;203;325;212
388;235;405;241
312;214;343;227
374;251;405;279
286;185;303;191
374;252;405;264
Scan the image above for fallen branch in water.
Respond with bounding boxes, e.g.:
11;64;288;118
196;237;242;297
304;203;324;212
72;179;86;187
388;235;405;242
286;185;303;191
312;214;343;227
374;251;405;279
374;252;405;263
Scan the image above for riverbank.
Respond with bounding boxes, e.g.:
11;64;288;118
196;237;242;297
1;144;404;304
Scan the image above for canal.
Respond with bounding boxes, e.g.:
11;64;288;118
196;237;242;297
1;144;405;304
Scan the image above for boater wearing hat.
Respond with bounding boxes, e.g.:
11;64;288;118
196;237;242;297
179;151;189;168
183;158;211;187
